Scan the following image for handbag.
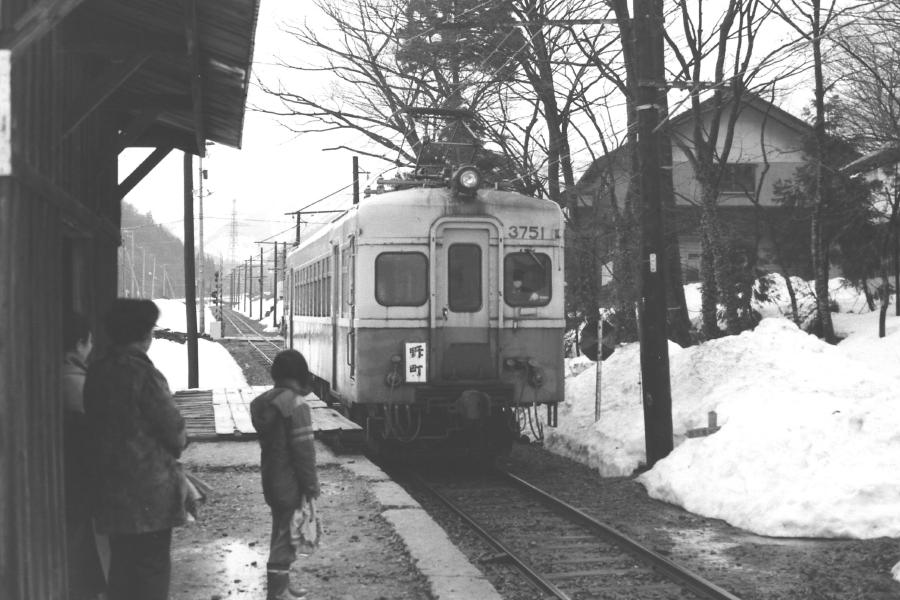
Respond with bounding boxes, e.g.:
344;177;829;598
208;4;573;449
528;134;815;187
182;470;212;521
290;496;322;554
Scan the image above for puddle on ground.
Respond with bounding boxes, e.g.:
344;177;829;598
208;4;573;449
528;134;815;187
172;539;269;597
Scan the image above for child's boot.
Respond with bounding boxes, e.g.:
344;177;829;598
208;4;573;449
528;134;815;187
267;567;307;600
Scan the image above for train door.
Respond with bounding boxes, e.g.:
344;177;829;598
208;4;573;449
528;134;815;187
432;225;497;381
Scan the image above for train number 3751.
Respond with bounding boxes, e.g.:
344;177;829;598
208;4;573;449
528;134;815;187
507;225;550;239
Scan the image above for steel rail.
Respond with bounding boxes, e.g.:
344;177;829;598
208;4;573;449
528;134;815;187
410;471;572;600
220;308;281;366
498;469;745;600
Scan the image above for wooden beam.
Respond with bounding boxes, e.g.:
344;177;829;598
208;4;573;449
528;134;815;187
107;93;192;112
184;0;205;157
61;35;184;57
0;0;87;57
115;109;163;154
12;156;119;242
61;52;151;141
116;146;173;202
133;125;198;155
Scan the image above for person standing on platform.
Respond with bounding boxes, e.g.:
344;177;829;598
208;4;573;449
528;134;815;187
63;311;108;600
250;349;320;600
84;299;188;600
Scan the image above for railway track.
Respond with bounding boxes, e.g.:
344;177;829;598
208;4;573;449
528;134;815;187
219;306;283;365
404;466;743;600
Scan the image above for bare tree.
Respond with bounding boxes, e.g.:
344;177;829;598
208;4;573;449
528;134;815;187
664;0;803;338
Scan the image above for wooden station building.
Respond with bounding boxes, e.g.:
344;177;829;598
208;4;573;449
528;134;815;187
0;1;260;597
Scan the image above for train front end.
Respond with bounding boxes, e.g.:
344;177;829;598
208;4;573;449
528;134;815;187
348;175;565;455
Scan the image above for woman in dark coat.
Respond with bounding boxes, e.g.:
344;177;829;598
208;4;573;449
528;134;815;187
63;312;107;600
84;299;187;600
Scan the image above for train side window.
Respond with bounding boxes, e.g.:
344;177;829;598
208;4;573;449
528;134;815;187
504;252;551;306
375;252;428;306
293;269;300;316
340;246;350;316
448;244;482;312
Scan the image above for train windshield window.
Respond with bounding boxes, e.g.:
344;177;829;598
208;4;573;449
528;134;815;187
504;252;551;306
375;252;428;306
448;244;482;312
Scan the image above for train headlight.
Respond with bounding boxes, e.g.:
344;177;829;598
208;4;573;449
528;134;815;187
452;165;481;200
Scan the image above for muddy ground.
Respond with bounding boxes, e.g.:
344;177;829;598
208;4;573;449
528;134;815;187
171;442;430;600
179;336;900;599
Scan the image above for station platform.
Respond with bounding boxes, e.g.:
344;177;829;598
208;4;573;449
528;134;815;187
174;386;363;446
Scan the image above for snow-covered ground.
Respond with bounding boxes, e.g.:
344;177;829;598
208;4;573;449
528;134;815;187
549;276;900;583
149;298;248;390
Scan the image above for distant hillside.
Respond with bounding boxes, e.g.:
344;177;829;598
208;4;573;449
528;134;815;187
120;202;221;299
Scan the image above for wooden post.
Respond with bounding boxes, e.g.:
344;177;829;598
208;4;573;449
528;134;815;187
634;0;673;466
183;151;199;388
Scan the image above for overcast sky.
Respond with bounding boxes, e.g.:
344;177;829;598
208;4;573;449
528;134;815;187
120;1;370;266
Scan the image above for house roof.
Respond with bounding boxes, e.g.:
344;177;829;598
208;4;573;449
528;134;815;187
840;144;900;175
577;91;811;189
62;0;261;154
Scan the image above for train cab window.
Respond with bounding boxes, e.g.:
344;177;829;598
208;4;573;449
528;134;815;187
375;252;428;306
448;244;482;312
504;252;551;307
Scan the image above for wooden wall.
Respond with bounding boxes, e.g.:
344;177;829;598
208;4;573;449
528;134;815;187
1;5;120;598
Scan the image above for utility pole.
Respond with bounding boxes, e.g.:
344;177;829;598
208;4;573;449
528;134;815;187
129;231;136;297
198;155;206;335
352;156;360;205
245;258;251;314
259;246;264;321
272;246;279;327
634;0;673;467
162;264;168;298
183;151;199;389
141;247;147;297
151;255;157;299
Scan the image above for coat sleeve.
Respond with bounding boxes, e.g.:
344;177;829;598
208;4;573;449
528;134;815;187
140;369;187;458
288;401;319;498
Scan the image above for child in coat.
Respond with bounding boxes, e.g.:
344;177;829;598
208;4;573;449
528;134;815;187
250;350;320;600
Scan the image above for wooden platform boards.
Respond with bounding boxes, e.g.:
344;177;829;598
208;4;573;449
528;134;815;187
174;386;363;446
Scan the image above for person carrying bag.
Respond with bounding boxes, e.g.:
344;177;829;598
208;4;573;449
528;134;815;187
250;350;320;600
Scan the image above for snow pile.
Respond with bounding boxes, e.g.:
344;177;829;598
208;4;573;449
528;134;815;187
148;299;248;390
549;315;900;538
154;298;216;335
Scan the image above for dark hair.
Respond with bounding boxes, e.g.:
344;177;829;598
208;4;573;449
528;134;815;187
63;312;91;351
512;270;524;280
104;299;160;345
270;349;310;385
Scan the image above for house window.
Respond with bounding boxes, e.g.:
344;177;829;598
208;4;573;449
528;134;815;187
720;163;756;193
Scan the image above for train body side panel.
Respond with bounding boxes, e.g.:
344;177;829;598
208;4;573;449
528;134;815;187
290;317;333;385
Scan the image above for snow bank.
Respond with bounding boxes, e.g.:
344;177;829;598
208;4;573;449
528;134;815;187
550;314;900;538
148;298;248;391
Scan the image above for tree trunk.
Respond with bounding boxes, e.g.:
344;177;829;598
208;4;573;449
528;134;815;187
880;266;890;338
783;273;800;326
811;210;836;342
699;211;720;338
891;219;900;317
863;280;875;312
